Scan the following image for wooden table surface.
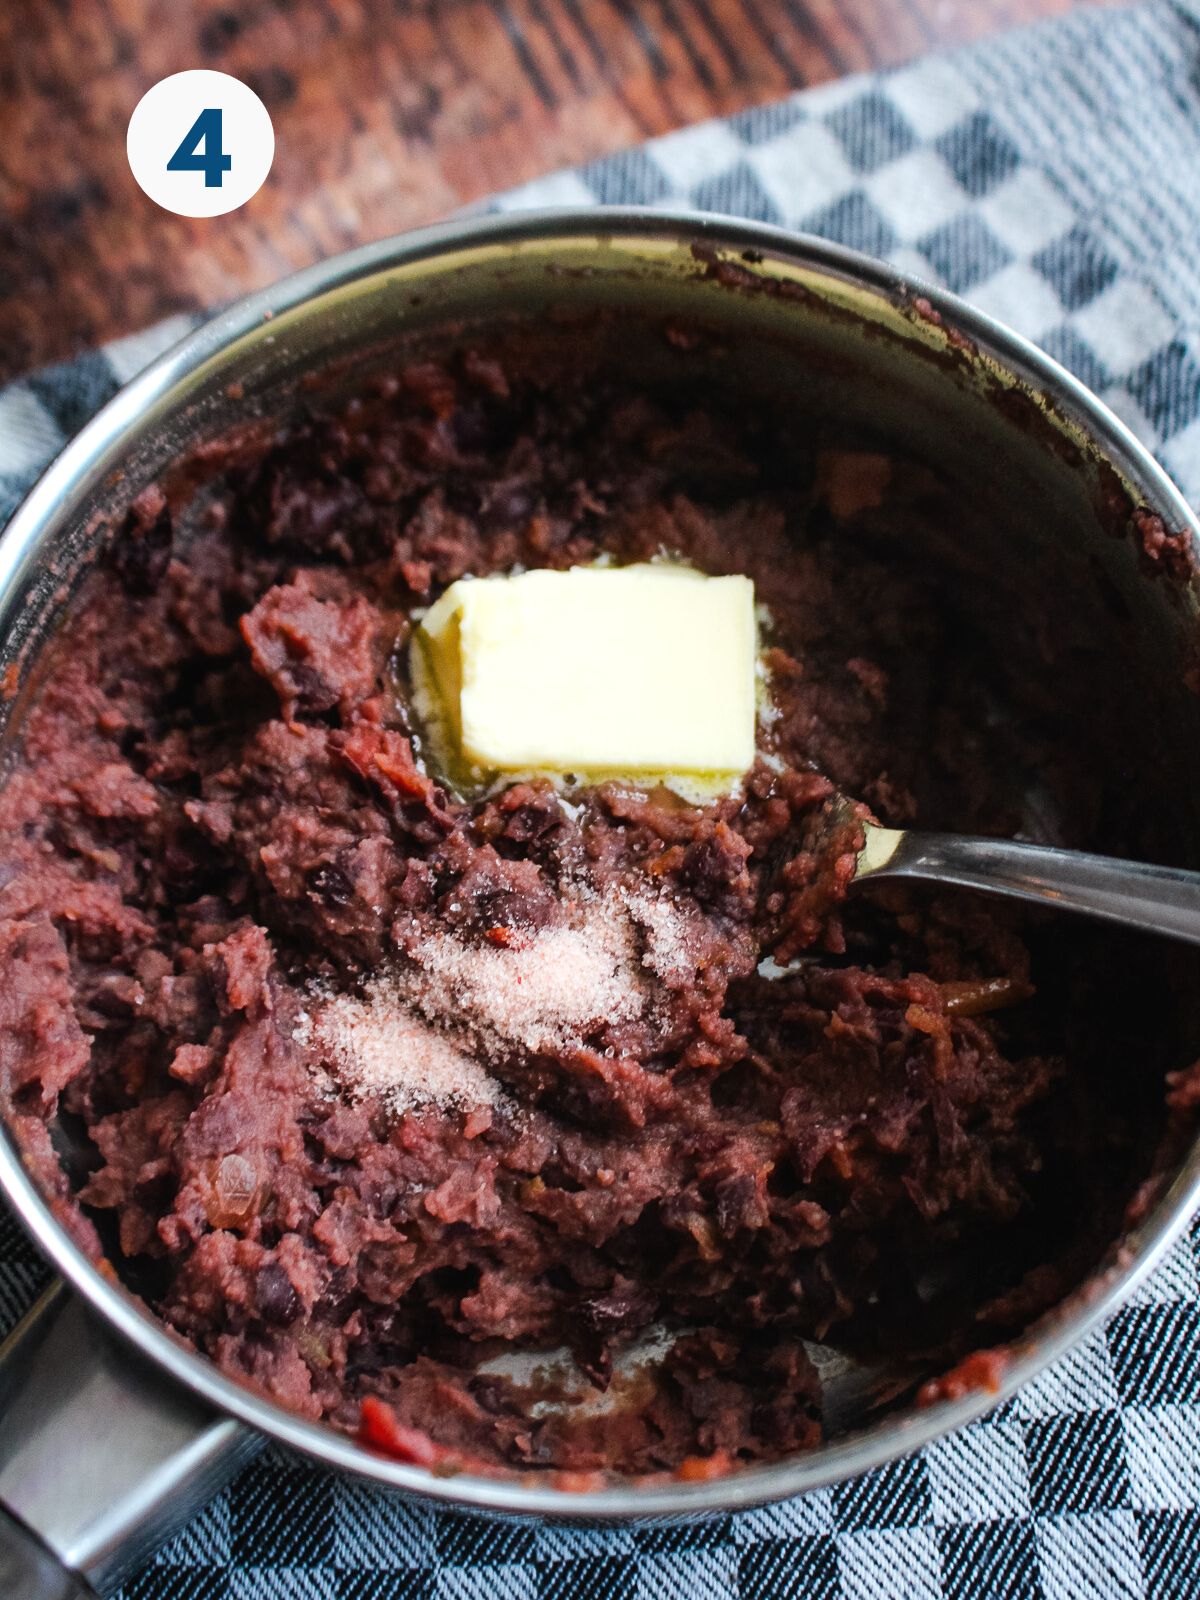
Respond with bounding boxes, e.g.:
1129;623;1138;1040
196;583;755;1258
1;0;1113;382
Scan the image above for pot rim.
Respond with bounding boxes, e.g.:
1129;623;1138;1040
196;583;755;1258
2;205;1198;1518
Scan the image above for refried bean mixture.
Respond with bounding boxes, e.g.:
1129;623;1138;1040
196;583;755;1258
0;330;1195;1480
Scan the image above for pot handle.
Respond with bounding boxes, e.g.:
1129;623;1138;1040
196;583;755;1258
0;1281;259;1597
0;1506;92;1600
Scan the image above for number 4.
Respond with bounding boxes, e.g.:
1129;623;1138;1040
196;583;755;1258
167;108;232;189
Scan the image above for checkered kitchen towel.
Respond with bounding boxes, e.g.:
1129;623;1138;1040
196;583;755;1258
3;2;1200;1595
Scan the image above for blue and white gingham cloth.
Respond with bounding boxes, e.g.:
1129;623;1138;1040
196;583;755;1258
3;4;1200;1595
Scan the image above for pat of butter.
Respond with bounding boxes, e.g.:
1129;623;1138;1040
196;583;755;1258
414;564;757;781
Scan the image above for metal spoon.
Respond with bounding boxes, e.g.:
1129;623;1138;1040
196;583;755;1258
850;810;1200;945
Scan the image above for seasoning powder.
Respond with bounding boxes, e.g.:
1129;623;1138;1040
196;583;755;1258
298;882;690;1113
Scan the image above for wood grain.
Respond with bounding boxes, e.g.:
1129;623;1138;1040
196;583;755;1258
0;0;1115;381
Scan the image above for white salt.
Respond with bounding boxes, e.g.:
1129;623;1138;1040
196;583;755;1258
398;889;650;1058
622;889;693;985
298;877;694;1109
297;982;500;1114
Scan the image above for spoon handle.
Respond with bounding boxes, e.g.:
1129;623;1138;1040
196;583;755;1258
857;826;1200;946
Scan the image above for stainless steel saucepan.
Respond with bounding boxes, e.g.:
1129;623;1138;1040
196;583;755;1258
1;210;1199;1598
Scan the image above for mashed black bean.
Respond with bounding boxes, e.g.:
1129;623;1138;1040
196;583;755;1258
0;337;1186;1478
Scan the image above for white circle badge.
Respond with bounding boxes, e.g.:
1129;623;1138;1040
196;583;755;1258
127;70;274;219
